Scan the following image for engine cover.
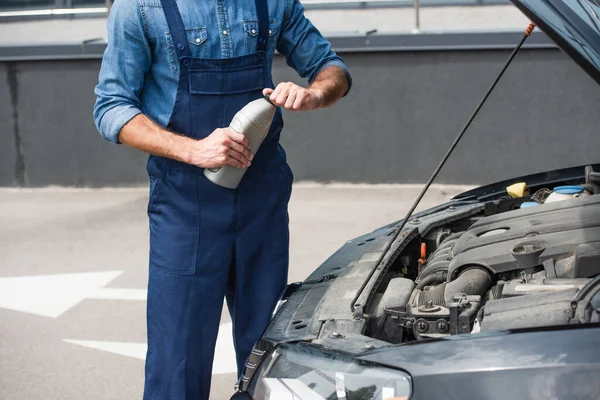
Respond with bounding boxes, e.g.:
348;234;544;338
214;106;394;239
447;195;600;278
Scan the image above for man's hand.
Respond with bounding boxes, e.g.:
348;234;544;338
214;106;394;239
117;115;252;169
263;66;349;112
263;83;324;111
189;128;253;169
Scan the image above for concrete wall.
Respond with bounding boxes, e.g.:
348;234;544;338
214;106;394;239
0;60;148;186
1;43;599;187
278;49;600;184
0;62;17;186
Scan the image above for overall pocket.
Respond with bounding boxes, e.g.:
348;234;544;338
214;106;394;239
165;27;208;72
189;65;265;95
269;151;294;263
147;156;165;215
148;165;200;275
274;147;294;198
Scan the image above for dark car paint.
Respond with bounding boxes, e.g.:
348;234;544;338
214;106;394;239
243;184;600;397
241;3;600;398
243;190;600;396
358;324;600;399
511;0;600;85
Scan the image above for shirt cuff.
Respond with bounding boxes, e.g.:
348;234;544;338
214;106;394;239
314;59;353;97
98;105;142;144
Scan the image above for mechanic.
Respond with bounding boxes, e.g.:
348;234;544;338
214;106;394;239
93;0;350;398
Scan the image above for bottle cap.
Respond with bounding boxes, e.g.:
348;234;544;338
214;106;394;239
554;186;584;195
263;94;275;106
520;201;540;209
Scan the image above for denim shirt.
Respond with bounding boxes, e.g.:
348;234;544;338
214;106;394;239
93;0;352;144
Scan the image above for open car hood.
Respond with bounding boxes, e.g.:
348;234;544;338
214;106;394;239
511;0;600;85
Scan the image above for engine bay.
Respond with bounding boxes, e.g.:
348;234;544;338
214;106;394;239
366;166;600;344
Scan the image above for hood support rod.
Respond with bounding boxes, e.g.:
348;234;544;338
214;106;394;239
393;22;536;237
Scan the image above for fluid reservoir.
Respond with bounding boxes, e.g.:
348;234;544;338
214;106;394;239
545;186;587;203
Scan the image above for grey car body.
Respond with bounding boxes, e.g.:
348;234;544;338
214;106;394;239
237;1;600;399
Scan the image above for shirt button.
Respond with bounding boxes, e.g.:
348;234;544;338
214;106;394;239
269;29;272;35
251;29;256;35
222;30;228;35
195;38;201;43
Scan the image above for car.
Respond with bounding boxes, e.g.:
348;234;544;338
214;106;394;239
234;1;600;399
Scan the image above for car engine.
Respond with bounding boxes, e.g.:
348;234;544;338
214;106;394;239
366;167;600;344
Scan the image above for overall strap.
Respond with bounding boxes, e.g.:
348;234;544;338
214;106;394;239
160;0;191;59
254;0;269;52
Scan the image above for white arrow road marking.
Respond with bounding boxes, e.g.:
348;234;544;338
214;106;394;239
0;271;123;318
88;288;147;301
64;322;237;375
63;339;148;360
1;271;237;375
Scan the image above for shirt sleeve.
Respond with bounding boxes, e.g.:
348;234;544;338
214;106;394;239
93;0;152;144
276;0;352;95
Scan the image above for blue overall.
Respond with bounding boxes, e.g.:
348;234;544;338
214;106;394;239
144;0;291;398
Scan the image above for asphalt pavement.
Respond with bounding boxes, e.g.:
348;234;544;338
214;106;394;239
0;183;470;400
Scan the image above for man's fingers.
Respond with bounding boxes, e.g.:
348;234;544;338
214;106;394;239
293;92;305;110
275;84;292;106
223;137;251;166
228;141;253;164
284;89;298;109
267;82;314;110
275;87;290;106
226;130;251;151
226;151;249;169
226;157;244;169
269;83;286;103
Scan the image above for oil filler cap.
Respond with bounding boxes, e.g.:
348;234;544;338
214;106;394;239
510;240;546;269
418;300;441;313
